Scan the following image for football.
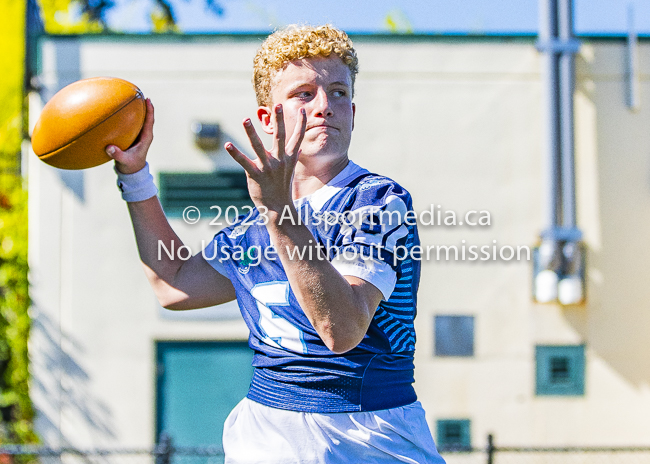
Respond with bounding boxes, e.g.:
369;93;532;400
32;77;146;170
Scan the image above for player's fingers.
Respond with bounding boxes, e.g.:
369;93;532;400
286;108;306;158
105;144;135;164
243;119;270;167
125;98;155;150
105;144;126;161
112;98;153;166
272;104;286;158
106;145;146;174
138;98;155;146
106;98;154;167
225;141;260;177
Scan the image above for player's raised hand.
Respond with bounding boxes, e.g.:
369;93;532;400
225;104;306;212
106;98;155;174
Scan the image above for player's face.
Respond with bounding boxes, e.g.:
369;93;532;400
259;55;355;160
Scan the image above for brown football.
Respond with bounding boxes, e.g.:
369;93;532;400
32;77;146;170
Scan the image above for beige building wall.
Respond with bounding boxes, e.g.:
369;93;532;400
28;35;650;449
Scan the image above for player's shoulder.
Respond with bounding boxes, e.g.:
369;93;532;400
347;170;414;209
355;173;408;193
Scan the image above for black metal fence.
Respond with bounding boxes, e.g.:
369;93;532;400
443;448;650;464
441;435;650;464
1;435;650;464
0;436;226;464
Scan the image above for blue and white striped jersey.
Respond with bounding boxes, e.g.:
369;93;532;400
203;161;421;413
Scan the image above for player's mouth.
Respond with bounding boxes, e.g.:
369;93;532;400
306;124;338;132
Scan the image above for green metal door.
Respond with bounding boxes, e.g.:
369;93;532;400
156;341;254;453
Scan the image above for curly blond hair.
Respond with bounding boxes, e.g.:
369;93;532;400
253;24;359;107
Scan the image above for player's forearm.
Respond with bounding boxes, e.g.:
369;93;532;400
125;195;237;310
266;210;375;354
126;196;191;302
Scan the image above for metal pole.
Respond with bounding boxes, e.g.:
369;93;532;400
487;434;495;464
627;3;640;111
558;0;576;229
535;0;585;305
539;0;562;229
155;433;173;464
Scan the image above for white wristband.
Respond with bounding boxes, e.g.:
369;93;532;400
115;162;158;202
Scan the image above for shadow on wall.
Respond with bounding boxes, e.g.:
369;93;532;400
58;170;85;202
30;304;115;443
564;47;650;388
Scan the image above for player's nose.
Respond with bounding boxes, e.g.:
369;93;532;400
312;89;333;118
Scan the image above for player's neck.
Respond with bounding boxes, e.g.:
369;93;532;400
292;155;349;200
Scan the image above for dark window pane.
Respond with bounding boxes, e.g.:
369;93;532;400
437;419;471;451
444;423;462;441
550;356;570;383
159;171;252;218
434;315;474;356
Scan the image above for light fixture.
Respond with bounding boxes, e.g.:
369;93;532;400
557;241;585;305
534;240;561;303
533;233;586;306
191;122;221;151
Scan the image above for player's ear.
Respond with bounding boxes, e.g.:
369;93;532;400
352;103;356;131
257;106;274;135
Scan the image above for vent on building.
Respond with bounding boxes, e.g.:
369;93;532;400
434;315;474;357
159;171;252;219
535;345;585;396
436;419;471;451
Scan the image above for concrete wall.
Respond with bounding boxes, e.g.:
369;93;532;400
28;35;650;449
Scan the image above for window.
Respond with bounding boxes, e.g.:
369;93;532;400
436;419;471;451
158;171;252;218
535;345;585;396
434;315;474;356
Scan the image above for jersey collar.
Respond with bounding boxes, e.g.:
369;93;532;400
293;161;369;213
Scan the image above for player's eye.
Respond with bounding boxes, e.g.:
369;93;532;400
332;89;347;97
295;91;312;99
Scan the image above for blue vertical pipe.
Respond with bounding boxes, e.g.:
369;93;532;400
627;4;639;110
539;0;562;230
559;0;576;229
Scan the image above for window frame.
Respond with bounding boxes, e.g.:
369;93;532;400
535;344;586;396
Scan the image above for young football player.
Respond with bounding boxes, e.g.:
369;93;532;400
107;24;445;464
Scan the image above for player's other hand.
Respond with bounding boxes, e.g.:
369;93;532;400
225;104;306;212
106;98;155;174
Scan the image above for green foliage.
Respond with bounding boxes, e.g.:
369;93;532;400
38;0;106;33
38;0;225;34
384;10;413;34
38;0;176;33
0;0;37;444
0;178;35;444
